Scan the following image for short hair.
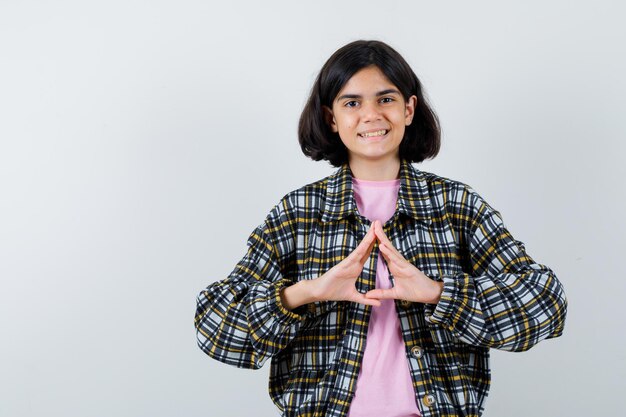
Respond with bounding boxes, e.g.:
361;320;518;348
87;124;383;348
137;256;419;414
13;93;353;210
298;40;441;167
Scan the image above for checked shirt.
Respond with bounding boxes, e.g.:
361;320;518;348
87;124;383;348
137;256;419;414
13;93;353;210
194;159;567;417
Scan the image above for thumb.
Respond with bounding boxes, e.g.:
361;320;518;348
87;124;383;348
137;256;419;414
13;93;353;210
365;288;397;300
353;292;382;307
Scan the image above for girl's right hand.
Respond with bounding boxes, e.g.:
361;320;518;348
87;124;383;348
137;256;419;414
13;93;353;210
312;221;381;307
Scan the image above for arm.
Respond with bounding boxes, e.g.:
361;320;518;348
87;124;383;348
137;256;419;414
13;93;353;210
194;200;308;369
428;188;568;352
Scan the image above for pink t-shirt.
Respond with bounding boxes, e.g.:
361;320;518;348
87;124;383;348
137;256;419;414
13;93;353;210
346;177;421;417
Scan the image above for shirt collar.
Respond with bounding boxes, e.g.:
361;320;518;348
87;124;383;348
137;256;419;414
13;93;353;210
321;159;433;225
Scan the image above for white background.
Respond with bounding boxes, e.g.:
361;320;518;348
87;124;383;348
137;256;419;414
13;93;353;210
1;0;624;416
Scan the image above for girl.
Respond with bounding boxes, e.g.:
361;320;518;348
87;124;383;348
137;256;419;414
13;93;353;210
194;40;567;417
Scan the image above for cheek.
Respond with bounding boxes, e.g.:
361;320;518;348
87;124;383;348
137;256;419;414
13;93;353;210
394;114;409;132
334;112;355;128
337;120;355;133
343;123;355;131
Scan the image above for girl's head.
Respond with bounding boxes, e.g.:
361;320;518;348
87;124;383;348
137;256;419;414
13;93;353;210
298;40;441;167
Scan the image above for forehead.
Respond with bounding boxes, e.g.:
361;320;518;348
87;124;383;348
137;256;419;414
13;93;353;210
334;66;399;101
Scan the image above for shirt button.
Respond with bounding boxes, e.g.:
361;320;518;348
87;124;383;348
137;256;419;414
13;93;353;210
410;345;423;359
422;394;436;407
400;299;411;309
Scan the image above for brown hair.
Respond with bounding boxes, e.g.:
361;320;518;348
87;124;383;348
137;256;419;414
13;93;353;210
298;40;441;167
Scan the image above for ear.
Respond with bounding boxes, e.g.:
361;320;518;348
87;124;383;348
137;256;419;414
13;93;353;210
404;95;417;126
323;105;338;133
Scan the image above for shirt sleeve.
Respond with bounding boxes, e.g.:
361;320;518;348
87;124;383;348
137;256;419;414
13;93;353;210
194;199;309;369
428;187;568;352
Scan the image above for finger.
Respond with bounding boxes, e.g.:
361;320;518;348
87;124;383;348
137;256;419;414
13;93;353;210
358;236;376;265
350;224;376;261
357;236;377;265
365;288;397;300
361;222;376;245
359;224;376;265
381;232;408;263
379;241;406;265
374;220;395;249
354;293;382;307
377;241;389;260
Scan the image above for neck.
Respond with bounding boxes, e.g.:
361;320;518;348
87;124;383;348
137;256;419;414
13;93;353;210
348;156;401;181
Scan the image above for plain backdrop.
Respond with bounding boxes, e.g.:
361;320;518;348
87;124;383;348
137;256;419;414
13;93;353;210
1;0;625;416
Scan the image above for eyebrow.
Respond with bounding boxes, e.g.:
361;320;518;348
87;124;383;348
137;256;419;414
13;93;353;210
335;89;401;102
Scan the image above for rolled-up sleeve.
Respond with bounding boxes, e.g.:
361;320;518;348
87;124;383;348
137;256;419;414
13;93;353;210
429;188;568;352
194;200;308;369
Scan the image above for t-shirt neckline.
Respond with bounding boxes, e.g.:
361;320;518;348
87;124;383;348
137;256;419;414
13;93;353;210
351;176;401;187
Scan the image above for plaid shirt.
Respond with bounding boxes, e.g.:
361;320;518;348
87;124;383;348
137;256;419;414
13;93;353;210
195;159;567;417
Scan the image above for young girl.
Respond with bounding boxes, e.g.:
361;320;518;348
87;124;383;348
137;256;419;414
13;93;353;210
194;40;567;417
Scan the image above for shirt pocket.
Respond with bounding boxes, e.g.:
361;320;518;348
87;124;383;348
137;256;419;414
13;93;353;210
428;328;479;409
281;368;334;416
289;302;346;372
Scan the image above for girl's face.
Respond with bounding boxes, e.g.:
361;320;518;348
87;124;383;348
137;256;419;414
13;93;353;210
324;65;416;167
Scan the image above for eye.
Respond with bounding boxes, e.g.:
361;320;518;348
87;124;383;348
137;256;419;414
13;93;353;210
380;97;395;104
344;100;359;108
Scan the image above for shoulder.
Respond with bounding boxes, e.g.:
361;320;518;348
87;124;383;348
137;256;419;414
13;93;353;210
282;175;331;209
261;172;332;228
415;168;499;219
418;169;482;202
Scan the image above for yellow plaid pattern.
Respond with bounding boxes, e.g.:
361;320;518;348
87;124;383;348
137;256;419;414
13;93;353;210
195;159;567;417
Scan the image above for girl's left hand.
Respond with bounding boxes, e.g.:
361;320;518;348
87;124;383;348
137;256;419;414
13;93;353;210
365;220;444;305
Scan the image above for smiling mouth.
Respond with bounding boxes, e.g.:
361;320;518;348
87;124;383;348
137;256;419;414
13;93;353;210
358;129;389;138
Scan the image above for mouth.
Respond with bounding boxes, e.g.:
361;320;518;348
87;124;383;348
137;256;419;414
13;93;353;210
357;129;389;139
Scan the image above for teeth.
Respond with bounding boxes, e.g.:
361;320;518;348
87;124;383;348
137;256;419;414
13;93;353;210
359;129;387;138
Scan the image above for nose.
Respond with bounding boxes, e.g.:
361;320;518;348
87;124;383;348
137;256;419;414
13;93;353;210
360;100;382;122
